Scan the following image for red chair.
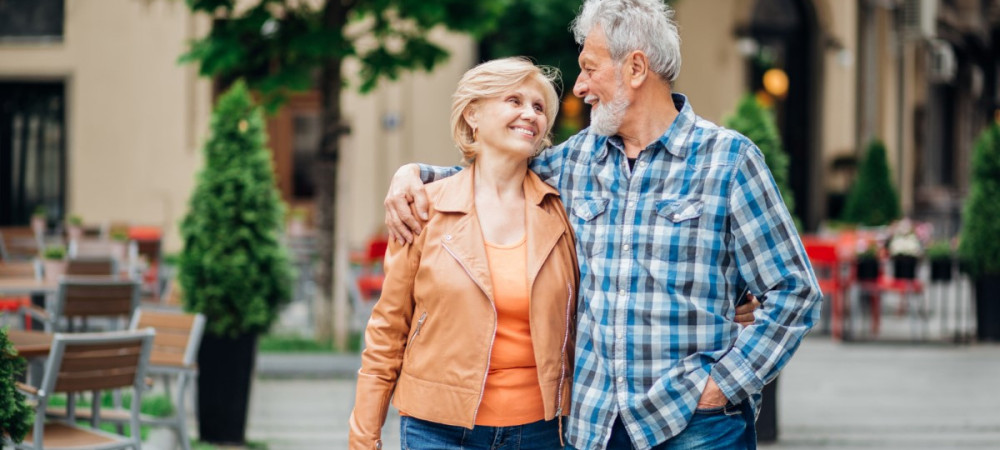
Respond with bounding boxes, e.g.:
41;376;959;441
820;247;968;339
0;297;31;328
802;237;847;339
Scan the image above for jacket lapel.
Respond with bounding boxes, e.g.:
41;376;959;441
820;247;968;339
524;171;565;291
434;167;494;303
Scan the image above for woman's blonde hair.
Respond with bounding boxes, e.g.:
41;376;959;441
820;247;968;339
450;57;561;163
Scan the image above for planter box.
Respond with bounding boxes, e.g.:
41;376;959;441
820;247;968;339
856;258;879;281
892;256;918;280
930;258;953;282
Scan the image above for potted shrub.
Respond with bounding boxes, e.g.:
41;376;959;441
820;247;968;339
66;214;84;242
888;233;920;279
0;328;32;444
30;206;46;236
841;139;901;227
108;229;129;264
926;241;954;282
958;121;1000;341
178;80;293;445
725;95;800;229
42;245;67;283
855;243;880;281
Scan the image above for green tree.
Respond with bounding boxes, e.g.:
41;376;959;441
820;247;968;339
179;0;507;348
841;139;900;226
0;328;32;444
725;94;798;227
178;80;293;338
959;122;1000;277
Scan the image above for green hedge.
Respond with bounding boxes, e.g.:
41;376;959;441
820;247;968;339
179;80;293;338
959;122;1000;277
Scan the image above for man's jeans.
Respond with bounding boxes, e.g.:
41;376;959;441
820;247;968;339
598;402;757;450
400;416;563;450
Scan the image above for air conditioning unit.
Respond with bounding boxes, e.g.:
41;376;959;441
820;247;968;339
926;39;956;84
901;0;938;39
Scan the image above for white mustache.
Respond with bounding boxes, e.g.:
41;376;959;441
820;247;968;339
584;95;598;105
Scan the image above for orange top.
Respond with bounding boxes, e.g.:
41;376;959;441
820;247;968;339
476;234;545;426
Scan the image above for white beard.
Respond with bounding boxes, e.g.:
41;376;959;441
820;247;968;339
588;82;629;136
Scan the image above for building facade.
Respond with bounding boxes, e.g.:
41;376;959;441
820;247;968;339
1;0;997;248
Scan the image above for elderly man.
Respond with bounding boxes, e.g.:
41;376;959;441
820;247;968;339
383;0;821;448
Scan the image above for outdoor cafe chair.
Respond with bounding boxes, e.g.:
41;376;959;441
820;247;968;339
0;227;44;261
21;277;140;333
802;237;848;339
78;308;205;450
66;257;119;277
6;329;155;450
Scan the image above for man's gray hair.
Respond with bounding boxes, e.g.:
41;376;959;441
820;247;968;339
571;0;682;82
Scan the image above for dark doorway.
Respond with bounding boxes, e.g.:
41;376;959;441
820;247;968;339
0;82;66;226
748;0;819;229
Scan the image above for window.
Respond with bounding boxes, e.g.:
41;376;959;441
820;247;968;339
0;0;64;43
0;82;66;226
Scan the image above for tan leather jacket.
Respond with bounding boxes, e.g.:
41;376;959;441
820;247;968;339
349;166;579;450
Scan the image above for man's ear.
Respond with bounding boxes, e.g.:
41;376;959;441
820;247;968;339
625;51;649;88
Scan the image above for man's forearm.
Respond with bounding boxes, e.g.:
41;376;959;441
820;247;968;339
418;163;461;184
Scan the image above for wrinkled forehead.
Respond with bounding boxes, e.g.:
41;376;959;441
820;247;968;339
579;26;612;64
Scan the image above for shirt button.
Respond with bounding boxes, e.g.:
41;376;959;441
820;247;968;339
618;376;624;383
444;234;452;241
618;289;626;297
622;244;630;251
639;161;647;167
628;201;637;207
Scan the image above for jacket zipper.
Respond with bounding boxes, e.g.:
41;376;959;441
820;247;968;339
408;311;428;346
442;242;497;426
556;281;572;447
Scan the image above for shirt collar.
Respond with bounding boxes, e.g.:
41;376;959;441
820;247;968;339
592;93;695;162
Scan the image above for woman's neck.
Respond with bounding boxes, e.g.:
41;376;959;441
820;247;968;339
473;152;527;201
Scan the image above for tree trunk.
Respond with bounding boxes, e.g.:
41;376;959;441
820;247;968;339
315;1;350;350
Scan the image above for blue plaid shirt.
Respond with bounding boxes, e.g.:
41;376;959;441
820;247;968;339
421;94;821;449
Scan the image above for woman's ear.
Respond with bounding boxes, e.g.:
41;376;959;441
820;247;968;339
463;104;479;131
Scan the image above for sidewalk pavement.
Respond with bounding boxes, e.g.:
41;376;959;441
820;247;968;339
244;335;1000;450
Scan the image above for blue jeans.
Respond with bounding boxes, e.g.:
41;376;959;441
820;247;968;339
601;402;756;450
400;416;563;450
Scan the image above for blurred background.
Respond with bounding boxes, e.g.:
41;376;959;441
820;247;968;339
1;0;1000;448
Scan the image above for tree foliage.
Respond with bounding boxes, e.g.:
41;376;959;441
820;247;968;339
0;328;32;444
841;139;900;227
959;122;1000;277
725;94;798;226
178;81;293;338
180;0;507;109
479;0;581;96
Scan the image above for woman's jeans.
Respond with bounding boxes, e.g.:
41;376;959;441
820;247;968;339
400;416;563;450
603;401;756;450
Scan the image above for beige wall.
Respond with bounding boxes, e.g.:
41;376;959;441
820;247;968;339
673;0;748;124
0;0;211;250
0;0;473;252
340;30;475;246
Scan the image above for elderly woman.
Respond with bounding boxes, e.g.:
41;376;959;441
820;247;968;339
349;57;579;450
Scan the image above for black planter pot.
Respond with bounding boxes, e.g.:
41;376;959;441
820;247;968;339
756;377;779;443
974;275;1000;342
856;258;879;281
892;256;918;280
198;331;259;445
930;258;953;282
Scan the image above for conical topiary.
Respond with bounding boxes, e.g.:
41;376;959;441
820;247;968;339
725;94;798;226
178;80;293;338
841;139;900;226
0;327;32;444
959;122;1000;278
